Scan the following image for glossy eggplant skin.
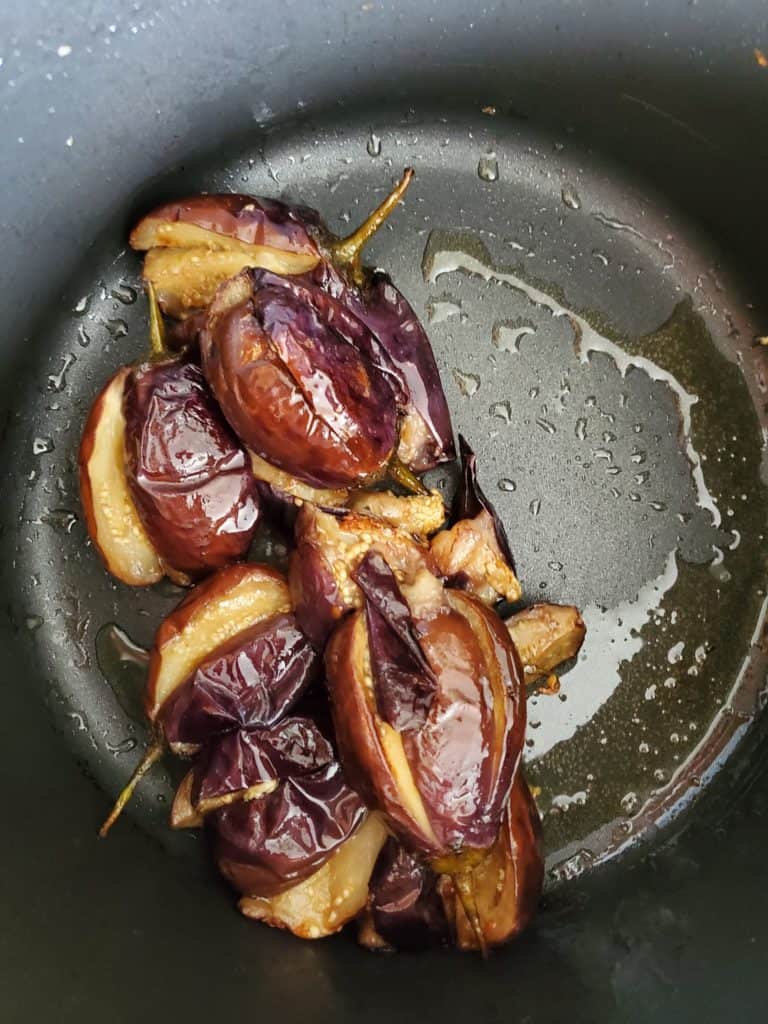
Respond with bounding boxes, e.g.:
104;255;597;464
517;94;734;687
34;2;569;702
326;552;526;862
361;838;450;951
192;716;332;807
212;759;367;898
201;270;399;489
122;359;259;576
130;193;322;258
313;262;455;471
158;612;318;751
442;775;544;951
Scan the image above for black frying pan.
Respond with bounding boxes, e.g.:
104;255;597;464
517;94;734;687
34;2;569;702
1;2;767;1021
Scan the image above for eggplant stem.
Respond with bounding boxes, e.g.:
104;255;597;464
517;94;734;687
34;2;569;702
389;455;428;496
98;740;164;838
147;281;169;359
455;870;489;958
331;168;414;283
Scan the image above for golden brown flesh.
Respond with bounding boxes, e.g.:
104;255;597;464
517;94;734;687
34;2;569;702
505;602;586;683
238;813;388;939
78;368;163;586
250;451;349;509
349;489;446;537
430;509;522;605
141;245;316;319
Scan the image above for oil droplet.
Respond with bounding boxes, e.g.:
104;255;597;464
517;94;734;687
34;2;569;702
620;792;639;814
103;318;128;339
490;401;512;423
592;447;612;461
498;478;517;492
602;431;617;444
605;466;622;476
575;417;587;441
536;418;556;434
111;282;138;305
529;386;540;399
610;486;622;498
561;185;581;210
630;447;647;464
40;508;78;533
634;470;650;485
649;500;668;512
25;615;44;631
427;298;462;324
549;848;595;882
96;623;149;723
73;294;91;315
667;641;685;664
33;437;54;455
492;322;535;353
592;250;609;266
628;492;641;502
77;325;91;348
529;498;542;516
106;736;138;755
366;132;382;157
47;352;76;392
477;151;499;182
548;560;564;571
452;369;480;397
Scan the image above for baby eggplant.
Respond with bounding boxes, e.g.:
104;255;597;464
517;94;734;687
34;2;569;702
201;269;399;489
80;286;259;585
99;564;293;835
289;505;437;649
212;758;367;898
325;551;526;866
157;611;318;755
430;436;521;605
441;775;543;951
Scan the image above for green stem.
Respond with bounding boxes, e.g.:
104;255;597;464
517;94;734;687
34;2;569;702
454;870;489;958
389;455;429;496
330;168;414;284
147;281;169;359
98;740;164;838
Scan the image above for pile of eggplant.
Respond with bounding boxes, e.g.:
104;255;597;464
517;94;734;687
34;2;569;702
80;170;585;953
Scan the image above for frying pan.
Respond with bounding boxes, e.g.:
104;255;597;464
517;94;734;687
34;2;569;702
1;1;767;1020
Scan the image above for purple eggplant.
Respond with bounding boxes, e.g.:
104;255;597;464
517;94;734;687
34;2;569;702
326;550;526;865
201;269;399;489
212;757;367;897
359;838;450;951
158;611;318;753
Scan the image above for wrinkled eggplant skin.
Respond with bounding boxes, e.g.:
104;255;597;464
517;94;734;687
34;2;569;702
353;552;437;731
132;193;322;257
455;434;516;572
201;269;398;489
213;761;367;897
312;263;455;471
159;612;318;749
193;717;333;806
364;838;450;951
122;360;259;575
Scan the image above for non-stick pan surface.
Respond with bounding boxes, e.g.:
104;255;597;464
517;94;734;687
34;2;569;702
2;2;767;1022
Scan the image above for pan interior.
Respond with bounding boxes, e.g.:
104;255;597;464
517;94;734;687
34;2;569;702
12;109;767;881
